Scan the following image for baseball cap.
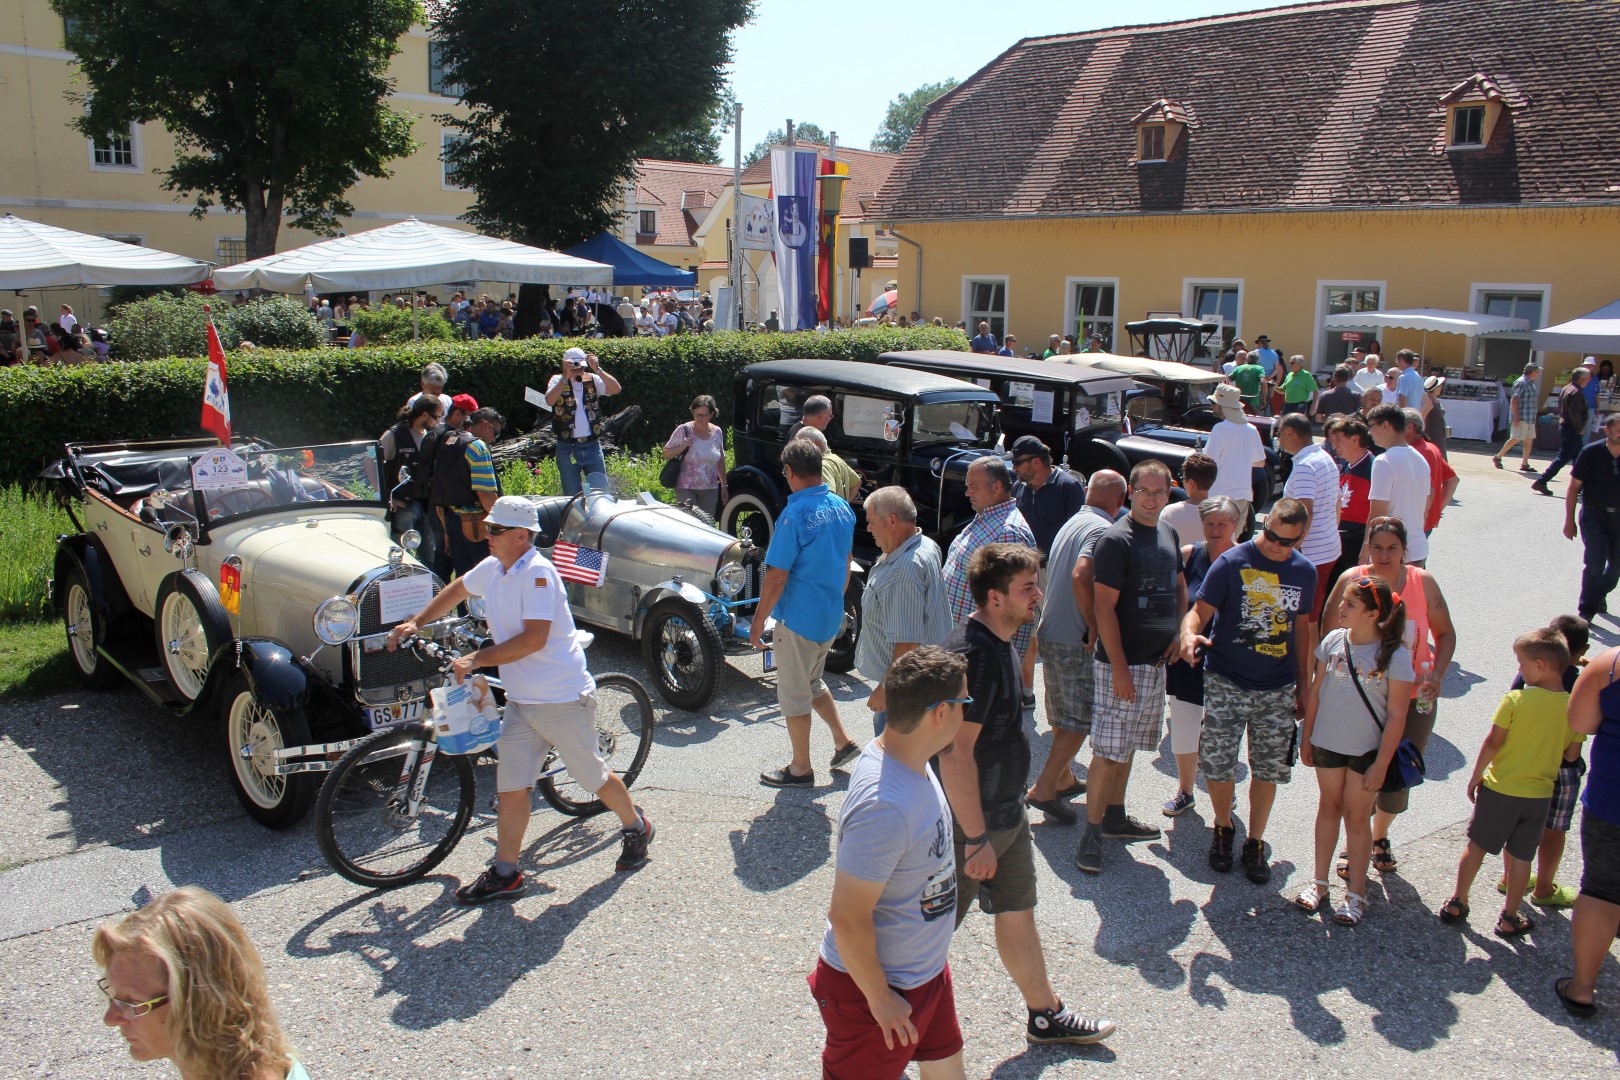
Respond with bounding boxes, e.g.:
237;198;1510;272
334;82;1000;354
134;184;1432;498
450;393;478;414
1010;436;1051;462
564;346;588;366
484;495;540;531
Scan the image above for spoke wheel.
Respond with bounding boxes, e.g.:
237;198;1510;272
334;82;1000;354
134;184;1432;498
539;673;654;817
62;566;117;688
721;489;775;550
221;671;317;828
154;570;231;704
316;725;476;889
640;597;723;710
824;582;862;675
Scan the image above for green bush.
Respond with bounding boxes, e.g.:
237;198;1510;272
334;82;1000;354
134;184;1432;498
226;295;327;351
2;326;965;489
107;292;325;360
349;304;456;345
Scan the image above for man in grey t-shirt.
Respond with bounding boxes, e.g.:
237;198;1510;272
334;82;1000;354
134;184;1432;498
1025;471;1127;820
814;647;969;1079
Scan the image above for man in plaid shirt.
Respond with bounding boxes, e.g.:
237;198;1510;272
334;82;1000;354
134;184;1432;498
1494;361;1543;472
944;457;1038;706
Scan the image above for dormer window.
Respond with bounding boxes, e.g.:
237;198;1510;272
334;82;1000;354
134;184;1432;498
1139;125;1166;162
1451;105;1485;147
1440;73;1517;151
1130;99;1192;164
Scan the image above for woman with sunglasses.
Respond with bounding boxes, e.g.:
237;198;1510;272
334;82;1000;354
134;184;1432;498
1319;516;1457;876
1298;576;1413;924
94;886;309;1079
662;394;728;517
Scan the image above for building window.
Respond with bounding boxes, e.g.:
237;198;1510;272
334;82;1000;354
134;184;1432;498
428;40;462;98
1069;280;1117;350
637;210;658;236
1320;284;1384;368
89;126;138;170
1139;125;1166;162
1451;105;1485;147
1190;283;1241;356
964;278;1007;342
99;233;145;247
62;16;81;45
1476;288;1546;379
440;132;469;191
216;238;247;265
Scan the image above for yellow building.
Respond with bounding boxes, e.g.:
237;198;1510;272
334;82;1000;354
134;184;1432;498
878;0;1620;381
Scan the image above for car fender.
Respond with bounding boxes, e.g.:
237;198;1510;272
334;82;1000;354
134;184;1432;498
632;579;713;637
722;464;785;510
235;639;311;710
53;534;134;620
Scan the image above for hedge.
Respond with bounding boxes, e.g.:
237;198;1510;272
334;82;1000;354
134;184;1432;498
3;327;966;489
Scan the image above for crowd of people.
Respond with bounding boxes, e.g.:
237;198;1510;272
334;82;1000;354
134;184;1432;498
0;304;108;365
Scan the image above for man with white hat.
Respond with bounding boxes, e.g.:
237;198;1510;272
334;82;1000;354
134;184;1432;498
1203;384;1266;534
388;495;654;903
1582;356;1602;438
545;346;622;495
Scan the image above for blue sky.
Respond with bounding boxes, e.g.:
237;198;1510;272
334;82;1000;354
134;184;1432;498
721;0;1301;164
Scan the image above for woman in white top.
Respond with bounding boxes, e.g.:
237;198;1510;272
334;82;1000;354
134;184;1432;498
662;394;728;516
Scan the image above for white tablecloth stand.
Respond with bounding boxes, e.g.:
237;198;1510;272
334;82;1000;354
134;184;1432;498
1441;397;1503;440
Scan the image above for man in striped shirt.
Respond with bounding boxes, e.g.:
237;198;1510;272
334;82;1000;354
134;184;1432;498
1277;413;1341;620
943;458;1037;705
430;406;504;576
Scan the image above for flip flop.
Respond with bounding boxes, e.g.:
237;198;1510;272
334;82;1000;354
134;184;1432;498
1556;977;1597;1018
1495;911;1535;938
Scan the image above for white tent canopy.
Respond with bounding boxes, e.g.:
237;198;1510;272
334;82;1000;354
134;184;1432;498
1532;298;1620;354
210;218;613;292
0;212;210;289
1321;308;1529;335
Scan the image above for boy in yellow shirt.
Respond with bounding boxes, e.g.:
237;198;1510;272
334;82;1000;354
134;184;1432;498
1442;628;1585;936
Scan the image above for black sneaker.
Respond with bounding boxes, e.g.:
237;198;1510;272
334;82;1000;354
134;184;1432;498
1100;814;1161;842
1026;793;1078;825
829;741;861;770
1027;1003;1116;1045
1021;690;1037;709
1209;824;1235;873
760;766;813;788
616;811;654;872
1076;830;1103;874
455;866;525;905
1242;837;1272;884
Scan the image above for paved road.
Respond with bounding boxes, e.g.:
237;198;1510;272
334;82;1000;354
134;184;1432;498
2;441;1618;1077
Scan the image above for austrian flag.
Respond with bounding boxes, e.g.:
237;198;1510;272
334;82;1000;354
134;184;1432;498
552;542;609;587
200;319;231;444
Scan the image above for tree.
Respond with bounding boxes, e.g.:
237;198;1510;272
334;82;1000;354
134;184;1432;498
640;88;738;166
870;78;960;153
741;123;827;170
434;1;753;249
53;0;419;261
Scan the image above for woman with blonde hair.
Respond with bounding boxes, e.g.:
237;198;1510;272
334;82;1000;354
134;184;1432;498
93;886;308;1079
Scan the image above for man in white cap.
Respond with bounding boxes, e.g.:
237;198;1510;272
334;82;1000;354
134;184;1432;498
1203;384;1266;534
545;346;622;495
388;495;653;903
1582;356;1602;438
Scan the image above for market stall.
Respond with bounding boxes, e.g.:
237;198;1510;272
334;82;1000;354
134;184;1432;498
1435;377;1508;441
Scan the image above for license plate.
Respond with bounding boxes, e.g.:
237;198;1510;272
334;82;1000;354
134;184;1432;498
365;701;425;728
762;648;776;673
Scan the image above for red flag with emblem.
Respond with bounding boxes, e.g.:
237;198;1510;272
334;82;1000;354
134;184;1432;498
201;313;231;445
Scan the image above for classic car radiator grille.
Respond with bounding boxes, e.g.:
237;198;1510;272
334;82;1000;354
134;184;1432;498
740;548;765;604
353;567;445;702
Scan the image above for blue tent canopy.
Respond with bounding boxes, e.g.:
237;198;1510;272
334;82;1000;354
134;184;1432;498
562;232;697;287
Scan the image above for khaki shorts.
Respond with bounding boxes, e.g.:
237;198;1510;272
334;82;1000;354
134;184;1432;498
495;694;609;794
775;622;832;716
953;816;1038;921
1511;420;1536;440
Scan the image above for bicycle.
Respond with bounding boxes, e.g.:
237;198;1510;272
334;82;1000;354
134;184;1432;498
313;632;654;889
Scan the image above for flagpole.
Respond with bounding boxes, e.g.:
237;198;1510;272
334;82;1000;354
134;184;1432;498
732;100;743;333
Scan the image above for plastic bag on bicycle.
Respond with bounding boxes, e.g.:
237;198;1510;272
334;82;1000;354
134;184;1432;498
432;674;502;755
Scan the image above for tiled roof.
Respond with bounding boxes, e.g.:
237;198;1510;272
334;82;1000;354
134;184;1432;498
878;0;1620;220
738;144;900;223
633;159;733;246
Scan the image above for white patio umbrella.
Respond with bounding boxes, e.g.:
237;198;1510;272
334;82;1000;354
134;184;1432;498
1322;307;1529;357
1531;298;1620;355
0;212;210;289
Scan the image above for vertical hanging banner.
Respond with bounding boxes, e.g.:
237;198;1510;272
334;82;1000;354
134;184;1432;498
816;157;848;325
770;145;819;331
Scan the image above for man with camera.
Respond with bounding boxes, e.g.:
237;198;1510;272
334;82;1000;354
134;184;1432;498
544;346;622;495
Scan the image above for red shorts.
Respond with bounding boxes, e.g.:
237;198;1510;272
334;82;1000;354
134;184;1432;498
808;958;962;1080
1313;560;1336;621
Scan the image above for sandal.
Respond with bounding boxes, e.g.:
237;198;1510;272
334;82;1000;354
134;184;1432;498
1492;456;1503;469
1439;896;1470;924
1334;850;1350;881
1556;976;1598;1018
1371;838;1398;873
1334;891;1366;926
1495;910;1535;938
1293;880;1329;913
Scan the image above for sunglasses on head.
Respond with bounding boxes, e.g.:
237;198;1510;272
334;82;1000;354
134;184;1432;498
1261;524;1303;547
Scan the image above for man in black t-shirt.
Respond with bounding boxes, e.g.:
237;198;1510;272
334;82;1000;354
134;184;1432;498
939;543;1115;1047
1564;412;1620;619
1078;461;1186;874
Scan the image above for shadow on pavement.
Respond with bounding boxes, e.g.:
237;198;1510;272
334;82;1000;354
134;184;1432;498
729;791;835;891
989;1041;1117;1076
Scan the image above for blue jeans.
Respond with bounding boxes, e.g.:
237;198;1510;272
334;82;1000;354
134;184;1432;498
1540;423;1584;482
1580;507;1620;616
443;509;489;577
556;438;608;495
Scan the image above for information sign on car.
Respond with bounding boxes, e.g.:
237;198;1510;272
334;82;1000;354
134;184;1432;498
431;674;501;755
190;447;249;490
377;574;433;625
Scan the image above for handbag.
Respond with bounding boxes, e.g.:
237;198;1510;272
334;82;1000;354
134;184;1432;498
1343;641;1426;793
659;424;690;489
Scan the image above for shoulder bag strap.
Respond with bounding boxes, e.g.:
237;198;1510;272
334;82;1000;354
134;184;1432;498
1342;640;1385;732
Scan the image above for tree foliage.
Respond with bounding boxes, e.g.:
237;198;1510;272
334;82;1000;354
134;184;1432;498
742;123;827;169
52;0;420;261
434;1;753;248
870;79;959;153
640;87;739;165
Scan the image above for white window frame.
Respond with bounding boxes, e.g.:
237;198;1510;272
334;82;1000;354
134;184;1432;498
1470;280;1552;368
961;275;1009;342
1063;276;1121;351
1312;279;1387;372
1182;278;1244;356
440;131;469;192
87;124;141;172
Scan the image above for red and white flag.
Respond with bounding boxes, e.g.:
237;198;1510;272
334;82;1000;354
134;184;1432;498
200;318;231;445
552;541;609;587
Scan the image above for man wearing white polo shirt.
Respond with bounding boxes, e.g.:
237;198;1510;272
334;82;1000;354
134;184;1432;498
1276;413;1342;618
389;496;653;904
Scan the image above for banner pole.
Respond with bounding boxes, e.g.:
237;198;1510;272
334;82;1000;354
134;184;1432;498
732;100;743;331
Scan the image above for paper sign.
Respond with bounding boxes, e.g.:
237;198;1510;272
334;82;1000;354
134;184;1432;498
190;447;249;490
1031;390;1055;425
841;394;896;440
1006;381;1036;408
974;378;991;389
377;574;433;625
525;385;552;412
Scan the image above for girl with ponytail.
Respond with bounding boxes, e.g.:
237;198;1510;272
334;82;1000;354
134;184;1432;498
1297;575;1415;925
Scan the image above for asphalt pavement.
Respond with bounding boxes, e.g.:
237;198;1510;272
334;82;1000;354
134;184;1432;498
2;439;1618;1077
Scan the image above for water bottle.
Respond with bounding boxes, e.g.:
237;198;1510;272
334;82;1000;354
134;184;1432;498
1415;661;1435;714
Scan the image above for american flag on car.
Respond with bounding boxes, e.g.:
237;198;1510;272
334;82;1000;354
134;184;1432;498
552;542;609;587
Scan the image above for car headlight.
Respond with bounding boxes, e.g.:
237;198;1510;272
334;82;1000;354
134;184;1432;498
313;596;360;646
717;563;747;597
400;528;422;555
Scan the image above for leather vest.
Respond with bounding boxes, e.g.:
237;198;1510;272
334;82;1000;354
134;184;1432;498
551;376;604;441
380;420;419;502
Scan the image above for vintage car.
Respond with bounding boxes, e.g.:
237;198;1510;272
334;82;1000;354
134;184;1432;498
512;473;766;711
44;437;458;829
881;350;1198;482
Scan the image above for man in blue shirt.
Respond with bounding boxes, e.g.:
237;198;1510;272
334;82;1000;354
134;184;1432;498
1394;349;1427;411
970;321;999;354
997;334;1018;358
753;438;859;787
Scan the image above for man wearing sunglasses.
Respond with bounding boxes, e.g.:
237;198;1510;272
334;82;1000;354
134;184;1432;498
1180;497;1317;885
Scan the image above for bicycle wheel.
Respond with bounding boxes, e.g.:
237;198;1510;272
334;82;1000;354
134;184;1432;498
315;725;477;889
538;673;654;817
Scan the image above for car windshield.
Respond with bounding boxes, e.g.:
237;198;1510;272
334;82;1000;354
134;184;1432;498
170;442;383;524
1072;390;1126;431
913;400;996;448
1126;394;1165;426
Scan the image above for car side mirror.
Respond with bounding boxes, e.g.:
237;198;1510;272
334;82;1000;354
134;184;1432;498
163;523;194;559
